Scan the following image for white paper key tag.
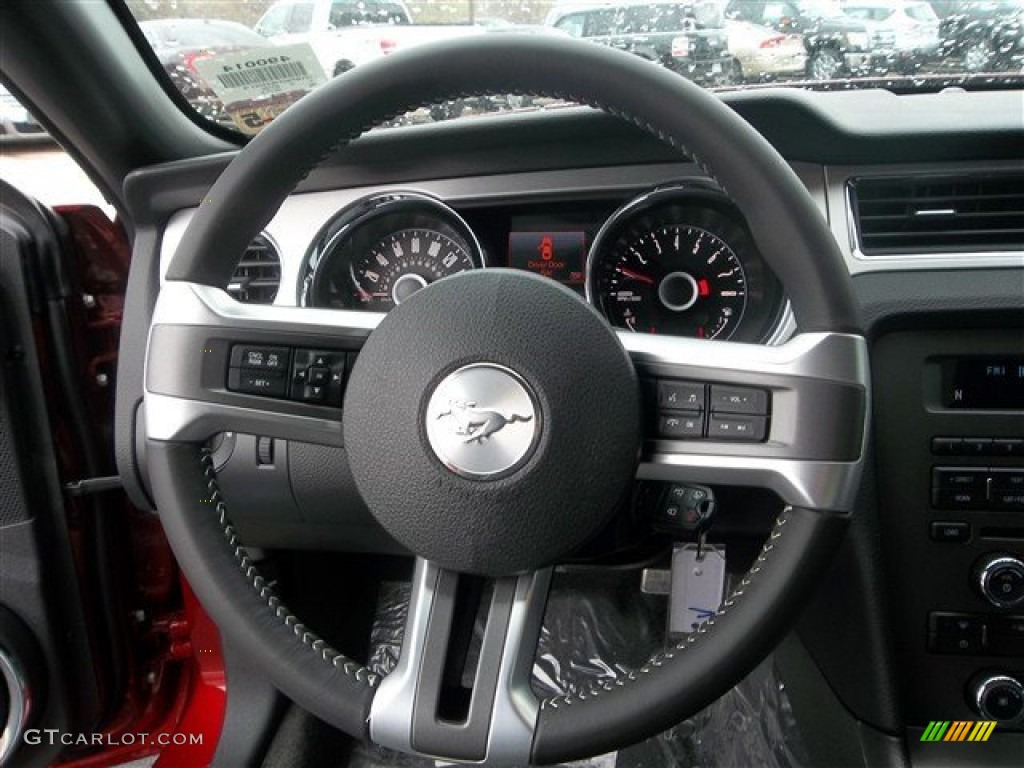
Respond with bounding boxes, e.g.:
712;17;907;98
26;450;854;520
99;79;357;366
669;543;727;636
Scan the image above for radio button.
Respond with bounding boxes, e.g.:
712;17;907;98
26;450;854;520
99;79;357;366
992;439;1024;457
988;616;1024;656
932;489;986;510
930;521;971;543
991;491;1024;511
932;437;963;455
929;612;985;654
933;467;987;490
709;385;768;416
962;438;995;456
708;414;767;441
990;469;1024;490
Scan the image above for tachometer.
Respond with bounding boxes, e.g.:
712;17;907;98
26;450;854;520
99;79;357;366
586;185;784;342
598;224;747;338
301;192;483;311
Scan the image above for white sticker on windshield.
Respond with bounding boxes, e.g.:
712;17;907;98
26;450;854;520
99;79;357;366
195;43;326;104
194;44;327;135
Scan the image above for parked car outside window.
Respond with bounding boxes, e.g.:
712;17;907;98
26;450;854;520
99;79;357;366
723;19;809;80
546;1;734;85
929;0;1024;71
725;0;896;78
841;0;941;71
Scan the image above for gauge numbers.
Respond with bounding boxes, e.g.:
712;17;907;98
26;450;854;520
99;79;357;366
352;228;476;311
598;223;747;339
302;192;483;311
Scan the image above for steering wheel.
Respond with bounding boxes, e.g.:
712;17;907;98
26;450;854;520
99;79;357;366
144;35;867;764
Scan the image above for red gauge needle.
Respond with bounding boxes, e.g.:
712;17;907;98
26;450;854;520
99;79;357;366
618;267;654;285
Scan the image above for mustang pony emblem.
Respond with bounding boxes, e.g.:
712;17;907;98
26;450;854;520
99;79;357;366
435;400;533;443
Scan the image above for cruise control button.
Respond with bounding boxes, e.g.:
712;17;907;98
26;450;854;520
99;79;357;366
302;384;327;403
230;345;291;371
228;368;288;397
308;366;330;386
707;414;766;441
709;385;768;415
658;412;703;438
658;381;705;411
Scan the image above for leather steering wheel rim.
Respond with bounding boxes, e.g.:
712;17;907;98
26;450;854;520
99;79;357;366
146;34;864;763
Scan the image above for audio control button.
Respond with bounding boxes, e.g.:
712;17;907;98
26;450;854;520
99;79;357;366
970;674;1024;724
930;521;970;543
929;613;985;654
975;554;1024;609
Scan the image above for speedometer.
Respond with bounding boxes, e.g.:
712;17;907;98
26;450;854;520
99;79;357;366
586;185;785;342
351;228;477;311
301;192;483;311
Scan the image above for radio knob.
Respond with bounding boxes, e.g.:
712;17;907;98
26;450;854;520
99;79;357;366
974;553;1024;609
970;674;1024;724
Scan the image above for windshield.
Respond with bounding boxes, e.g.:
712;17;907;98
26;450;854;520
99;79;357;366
122;0;1024;136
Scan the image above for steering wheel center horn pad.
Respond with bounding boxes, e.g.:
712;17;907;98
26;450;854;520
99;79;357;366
344;269;640;576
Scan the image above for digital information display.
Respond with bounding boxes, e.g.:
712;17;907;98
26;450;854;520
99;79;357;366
508;231;586;285
944;357;1024;409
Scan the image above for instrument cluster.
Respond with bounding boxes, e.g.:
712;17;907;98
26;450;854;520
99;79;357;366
298;183;786;343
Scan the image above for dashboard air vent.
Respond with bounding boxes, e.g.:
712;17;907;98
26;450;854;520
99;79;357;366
850;174;1024;255
228;234;280;304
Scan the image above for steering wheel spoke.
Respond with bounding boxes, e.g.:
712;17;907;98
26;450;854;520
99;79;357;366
370;559;551;763
626;330;869;512
145;281;382;446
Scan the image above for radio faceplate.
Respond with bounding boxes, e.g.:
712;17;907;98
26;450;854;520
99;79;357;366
874;328;1024;730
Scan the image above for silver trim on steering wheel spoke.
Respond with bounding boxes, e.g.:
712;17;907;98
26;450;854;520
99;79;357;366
144;281;385;445
369;559;551;764
624;331;870;511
